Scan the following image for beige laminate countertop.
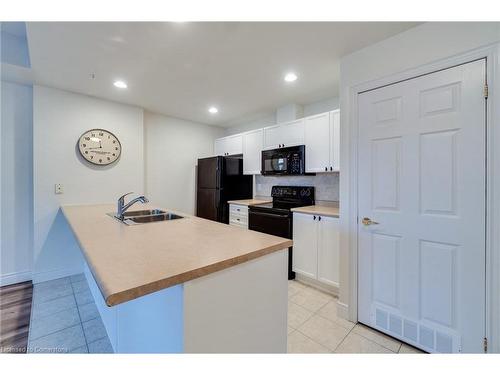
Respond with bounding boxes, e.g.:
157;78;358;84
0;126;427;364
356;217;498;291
61;204;292;306
227;199;272;206
291;205;340;218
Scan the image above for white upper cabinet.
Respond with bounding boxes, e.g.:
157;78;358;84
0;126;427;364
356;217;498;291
214;134;243;156
304;110;340;173
330;110;340;171
304;112;331;172
242;128;263;175
213;110;339;172
263;119;305;150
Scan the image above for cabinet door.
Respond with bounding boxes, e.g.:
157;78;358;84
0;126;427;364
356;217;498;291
317;216;340;287
263;124;282;150
243;129;263;175
304;112;331;173
226;134;243;156
280;119;305;147
214;138;225;156
330;110;340;171
292;213;318;279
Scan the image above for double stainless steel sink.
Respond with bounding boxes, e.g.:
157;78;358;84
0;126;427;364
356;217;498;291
108;209;184;225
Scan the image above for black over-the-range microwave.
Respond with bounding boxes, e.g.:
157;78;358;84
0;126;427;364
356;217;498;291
261;145;310;176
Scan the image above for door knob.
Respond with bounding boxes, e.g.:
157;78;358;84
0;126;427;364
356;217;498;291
362;217;379;226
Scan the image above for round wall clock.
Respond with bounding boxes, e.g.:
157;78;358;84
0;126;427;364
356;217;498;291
78;129;121;165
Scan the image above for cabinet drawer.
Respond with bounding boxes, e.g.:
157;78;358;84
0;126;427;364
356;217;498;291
230;214;248;225
229;204;248;216
229;218;248;228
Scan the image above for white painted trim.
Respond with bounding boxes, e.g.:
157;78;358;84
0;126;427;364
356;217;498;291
0;270;32;286
295;273;339;297
345;42;500;352
32;264;83;284
336;301;349;320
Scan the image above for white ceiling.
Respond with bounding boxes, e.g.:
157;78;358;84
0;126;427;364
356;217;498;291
26;22;419;126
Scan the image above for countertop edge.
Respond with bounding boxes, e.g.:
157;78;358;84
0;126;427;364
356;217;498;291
290;206;340;218
227;199;272;206
105;239;292;306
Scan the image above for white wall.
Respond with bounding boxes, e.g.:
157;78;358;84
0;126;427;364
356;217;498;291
1;81;33;285
223;96;339;136
33;86;144;283
338;22;500;320
144;111;224;215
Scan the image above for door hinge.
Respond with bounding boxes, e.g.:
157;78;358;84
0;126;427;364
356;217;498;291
483;337;488;353
484;83;489;99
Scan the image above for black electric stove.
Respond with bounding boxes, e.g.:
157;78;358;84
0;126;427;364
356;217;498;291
248;186;315;279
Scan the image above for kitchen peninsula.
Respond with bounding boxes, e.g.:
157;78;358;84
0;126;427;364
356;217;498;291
62;204;292;353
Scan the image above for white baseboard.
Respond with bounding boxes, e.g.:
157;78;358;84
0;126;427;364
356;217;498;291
295;274;339;297
336;300;350;321
0;270;33;286
32;265;83;284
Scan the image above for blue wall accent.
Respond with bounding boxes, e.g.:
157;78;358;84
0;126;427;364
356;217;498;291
1;22;31;68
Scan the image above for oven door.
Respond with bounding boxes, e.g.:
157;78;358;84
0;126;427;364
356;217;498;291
261;149;289;175
248;209;295;279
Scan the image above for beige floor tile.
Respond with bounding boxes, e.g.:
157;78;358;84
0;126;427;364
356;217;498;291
287;330;330;353
317;300;356;330
399;343;425;354
297;315;350;351
288;302;314;329
288;280;307;298
290;287;332;312
352;324;402;352
335;333;393;353
288;326;295;335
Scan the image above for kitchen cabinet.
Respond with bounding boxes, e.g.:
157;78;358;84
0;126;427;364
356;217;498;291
214;134;243;156
213;109;339;172
229;204;249;229
292;212;339;287
242;129;263;175
304;110;340;173
292;212;318;279
330;110;340;171
263;119;304;150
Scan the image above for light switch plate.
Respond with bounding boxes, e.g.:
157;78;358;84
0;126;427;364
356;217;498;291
55;183;64;194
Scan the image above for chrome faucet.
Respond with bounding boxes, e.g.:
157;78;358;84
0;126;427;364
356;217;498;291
117;192;149;218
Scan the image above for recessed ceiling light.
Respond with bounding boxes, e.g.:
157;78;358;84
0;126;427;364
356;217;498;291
208;106;218;114
284;72;298;82
113;80;128;89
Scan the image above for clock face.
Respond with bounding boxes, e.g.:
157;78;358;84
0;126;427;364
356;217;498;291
78;129;121;165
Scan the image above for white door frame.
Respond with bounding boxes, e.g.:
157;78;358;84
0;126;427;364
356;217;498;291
345;43;500;352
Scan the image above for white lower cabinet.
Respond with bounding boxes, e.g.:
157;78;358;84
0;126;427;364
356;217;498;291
229;204;248;229
292;212;339;288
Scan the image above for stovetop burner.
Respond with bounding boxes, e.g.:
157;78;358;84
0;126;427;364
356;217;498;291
249;186;315;213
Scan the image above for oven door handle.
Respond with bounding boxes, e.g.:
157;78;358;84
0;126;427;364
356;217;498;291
250;211;290;219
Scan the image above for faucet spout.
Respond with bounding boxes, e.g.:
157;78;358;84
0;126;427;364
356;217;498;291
117;193;149;218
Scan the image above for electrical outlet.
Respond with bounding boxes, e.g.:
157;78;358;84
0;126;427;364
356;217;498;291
55;183;64;194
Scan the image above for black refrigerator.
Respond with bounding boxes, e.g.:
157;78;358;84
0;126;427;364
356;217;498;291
196;156;253;224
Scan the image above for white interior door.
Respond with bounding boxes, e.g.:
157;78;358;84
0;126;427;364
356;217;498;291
357;59;486;353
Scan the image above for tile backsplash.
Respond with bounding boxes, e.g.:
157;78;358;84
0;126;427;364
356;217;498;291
255;173;339;202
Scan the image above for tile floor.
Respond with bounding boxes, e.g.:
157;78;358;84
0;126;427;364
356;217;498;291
27;274;113;353
25;275;423;354
287;280;424;354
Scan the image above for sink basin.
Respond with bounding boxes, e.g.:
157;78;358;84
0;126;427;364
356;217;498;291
122;209;166;217
107;210;184;225
125;213;184;224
